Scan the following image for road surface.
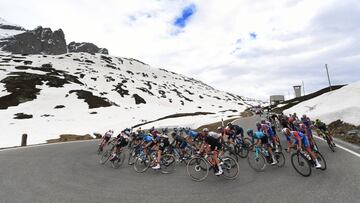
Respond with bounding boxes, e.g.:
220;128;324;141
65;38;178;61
0;115;359;202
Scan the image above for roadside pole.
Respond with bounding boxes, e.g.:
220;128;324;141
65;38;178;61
325;64;332;91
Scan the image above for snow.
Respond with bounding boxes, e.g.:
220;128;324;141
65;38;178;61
0;28;24;39
0;52;260;148
0;17;25;39
284;81;360;125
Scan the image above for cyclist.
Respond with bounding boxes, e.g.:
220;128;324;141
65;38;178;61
99;130;113;151
199;128;223;176
314;119;334;143
171;131;188;159
282;128;321;168
110;129;130;161
185;129;199;144
152;134;170;170
225;122;244;144
142;133;155;160
247;129;277;165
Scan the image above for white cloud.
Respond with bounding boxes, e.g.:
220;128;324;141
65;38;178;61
0;0;359;100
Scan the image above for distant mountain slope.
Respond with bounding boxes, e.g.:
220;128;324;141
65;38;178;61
0;17;26;39
284;81;360;125
0;51;261;147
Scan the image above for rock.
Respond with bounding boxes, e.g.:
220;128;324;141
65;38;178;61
68;41;109;54
0;26;67;55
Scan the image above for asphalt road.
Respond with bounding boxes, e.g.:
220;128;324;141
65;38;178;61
0;115;359;203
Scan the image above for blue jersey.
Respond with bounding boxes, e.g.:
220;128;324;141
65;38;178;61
253;131;265;139
143;134;154;143
187;130;198;138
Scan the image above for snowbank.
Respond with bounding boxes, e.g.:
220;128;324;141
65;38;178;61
284;81;360;125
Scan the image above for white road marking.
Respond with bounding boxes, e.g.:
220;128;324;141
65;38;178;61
314;135;360;158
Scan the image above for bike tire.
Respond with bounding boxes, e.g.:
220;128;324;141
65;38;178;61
186;157;209;182
160;154;176;174
222;156;239;180
111;152;126;169
133;156;150;173
275;152;285;167
315;151;327;171
100;150;111;165
247;150;266;172
128;148;136;165
326;136;335;152
290;152;311;177
235;144;250;158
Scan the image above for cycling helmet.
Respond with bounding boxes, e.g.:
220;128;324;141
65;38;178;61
246;129;253;135
203;128;209;132
260;120;266;124
227;122;233;127
124;129;131;136
217;126;222;131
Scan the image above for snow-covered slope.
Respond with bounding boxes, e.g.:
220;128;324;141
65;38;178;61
0;18;25;39
284;81;360;125
0;51;260;147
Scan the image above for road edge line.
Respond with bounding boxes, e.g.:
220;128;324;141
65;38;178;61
0;139;97;152
314;135;360;158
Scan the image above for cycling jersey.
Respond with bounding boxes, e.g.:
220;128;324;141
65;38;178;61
159;138;170;151
229;125;244;137
209;132;221;139
143;134;154;143
253;131;268;144
286;131;310;148
187;130;198;139
204;136;222;151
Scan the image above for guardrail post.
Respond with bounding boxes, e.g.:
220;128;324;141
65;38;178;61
21;133;27;146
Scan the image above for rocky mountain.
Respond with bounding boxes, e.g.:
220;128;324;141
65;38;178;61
0;51;262;147
68;41;108;54
0;26;67;55
0;17;108;55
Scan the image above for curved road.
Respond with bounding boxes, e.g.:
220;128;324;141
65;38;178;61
0;116;359;203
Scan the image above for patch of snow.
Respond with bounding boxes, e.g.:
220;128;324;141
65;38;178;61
0;52;260;148
285;81;360;125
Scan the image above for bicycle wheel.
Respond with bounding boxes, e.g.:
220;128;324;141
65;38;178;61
222;156;239;180
111;152;126;169
223;150;238;166
134;156;150;173
290;153;311;177
160;154;176;174
275;152;285;167
326;136;335;152
247;150;266;172
100;150;111;164
97;145;102;155
235;144;249;158
315;151;327;171
187;157;209;182
128;148;136;165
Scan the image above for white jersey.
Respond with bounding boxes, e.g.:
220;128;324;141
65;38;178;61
104;131;113;138
209;131;221;139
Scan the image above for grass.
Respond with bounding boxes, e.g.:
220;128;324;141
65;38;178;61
196;117;240;132
46;134;94;143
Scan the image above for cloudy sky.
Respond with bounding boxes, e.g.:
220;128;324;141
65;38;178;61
1;0;359;100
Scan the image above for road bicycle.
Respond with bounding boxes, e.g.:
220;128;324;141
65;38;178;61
247;145;285;172
133;147;176;174
289;147;327;177
186;152;239;182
